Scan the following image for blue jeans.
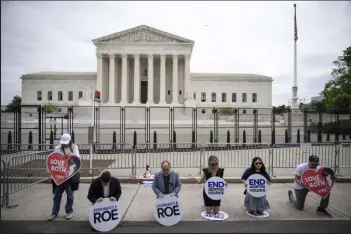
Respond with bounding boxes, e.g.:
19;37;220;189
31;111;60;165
51;182;74;216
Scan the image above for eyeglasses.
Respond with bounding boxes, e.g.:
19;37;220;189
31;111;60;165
210;163;218;166
255;162;262;165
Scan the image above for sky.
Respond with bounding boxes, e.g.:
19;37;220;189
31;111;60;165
1;1;351;106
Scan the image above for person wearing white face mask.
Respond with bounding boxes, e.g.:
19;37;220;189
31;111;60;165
48;133;81;221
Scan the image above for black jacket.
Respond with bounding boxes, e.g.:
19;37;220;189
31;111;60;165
87;177;122;204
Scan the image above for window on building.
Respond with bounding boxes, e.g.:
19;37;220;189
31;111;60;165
222;93;226;102
211;92;216;102
79;91;83;99
47;91;52;101
168;90;171;95
242;93;247;103
193;93;196;100
58;91;63;101
201;92;206;102
202;109;206;114
68;91;73;101
37;91;42;101
179;90;182;95
243;109;247;114
252;93;257;103
232;93;237;102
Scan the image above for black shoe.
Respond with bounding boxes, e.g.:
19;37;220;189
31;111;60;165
316;208;332;218
288;190;293;202
256;211;264;216
248;210;255;215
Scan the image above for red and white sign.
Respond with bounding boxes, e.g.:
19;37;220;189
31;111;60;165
94;90;101;103
301;167;335;198
46;152;82;185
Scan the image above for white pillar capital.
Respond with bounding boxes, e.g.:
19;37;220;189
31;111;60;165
134;53;140;58
172;54;178;60
96;53;103;59
109;53;116;59
121;53;128;58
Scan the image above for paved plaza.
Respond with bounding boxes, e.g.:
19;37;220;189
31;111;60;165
1;183;351;232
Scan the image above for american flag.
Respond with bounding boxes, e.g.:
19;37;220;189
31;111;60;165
294;4;298;41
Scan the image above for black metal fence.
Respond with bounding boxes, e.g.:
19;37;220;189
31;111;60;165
1;105;350;153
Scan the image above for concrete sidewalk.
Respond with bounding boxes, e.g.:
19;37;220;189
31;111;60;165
1;183;351;222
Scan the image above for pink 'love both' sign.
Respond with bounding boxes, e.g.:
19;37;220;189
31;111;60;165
301;167;335;198
46;152;82;185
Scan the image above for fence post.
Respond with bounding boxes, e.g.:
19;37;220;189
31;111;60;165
28;131;33;150
258;129;261;143
133;131;137;149
210;130;213;143
7;131;12;150
335;132;339;143
50;131;54;149
317;128;322;143
284;129;288;143
112;131;116;149
297;129;300;143
307;129;311;143
192;130;195;149
173;131;177;149
243;130;246;144
326;131;330;142
153;131;157;149
71;131;75;144
226;130;230;147
342;133;346;141
271;129;276;146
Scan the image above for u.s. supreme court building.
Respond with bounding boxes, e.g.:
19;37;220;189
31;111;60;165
16;25;274;145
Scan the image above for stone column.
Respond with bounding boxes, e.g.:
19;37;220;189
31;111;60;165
96;53;103;100
159;54;166;105
184;54;192;99
132;54;140;105
172;54;178;105
108;54;116;104
146;54;154;105
120;54;128;104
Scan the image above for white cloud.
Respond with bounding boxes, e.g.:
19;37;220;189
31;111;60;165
1;1;350;106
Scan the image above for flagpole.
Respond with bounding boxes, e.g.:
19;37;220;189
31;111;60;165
292;3;299;111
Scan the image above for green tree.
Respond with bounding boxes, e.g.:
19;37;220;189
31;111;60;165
5;95;21;112
321;46;351;113
43;102;58;113
273;105;288;115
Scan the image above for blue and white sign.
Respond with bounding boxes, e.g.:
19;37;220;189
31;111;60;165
204;176;227;200
246;174;269;198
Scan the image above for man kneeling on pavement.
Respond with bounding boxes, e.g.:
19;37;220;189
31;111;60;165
288;155;335;218
88;171;122;231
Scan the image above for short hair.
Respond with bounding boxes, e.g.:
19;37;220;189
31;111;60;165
161;160;171;168
101;171;111;183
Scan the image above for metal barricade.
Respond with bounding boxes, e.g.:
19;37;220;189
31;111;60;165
202;143;272;176
78;143;135;177
134;143;203;176
336;143;351;177
5;150;53;208
1;159;6;207
271;143;338;177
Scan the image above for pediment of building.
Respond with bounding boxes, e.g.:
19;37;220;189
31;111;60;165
92;25;194;44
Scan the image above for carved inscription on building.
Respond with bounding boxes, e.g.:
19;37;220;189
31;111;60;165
112;30;180;42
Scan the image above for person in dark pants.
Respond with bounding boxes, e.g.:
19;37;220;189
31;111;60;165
88;171;122;232
48;133;81;221
288;155;335;217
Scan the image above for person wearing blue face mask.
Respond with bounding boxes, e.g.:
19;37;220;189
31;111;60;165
152;160;181;198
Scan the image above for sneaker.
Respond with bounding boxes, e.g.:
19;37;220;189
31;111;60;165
48;214;57;221
316;208;332;218
288;190;293;202
65;212;73;220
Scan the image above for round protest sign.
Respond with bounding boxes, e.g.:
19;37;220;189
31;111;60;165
201;211;229;221
246;174;269;198
204;177;227;200
89;198;121;232
153;194;183;226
